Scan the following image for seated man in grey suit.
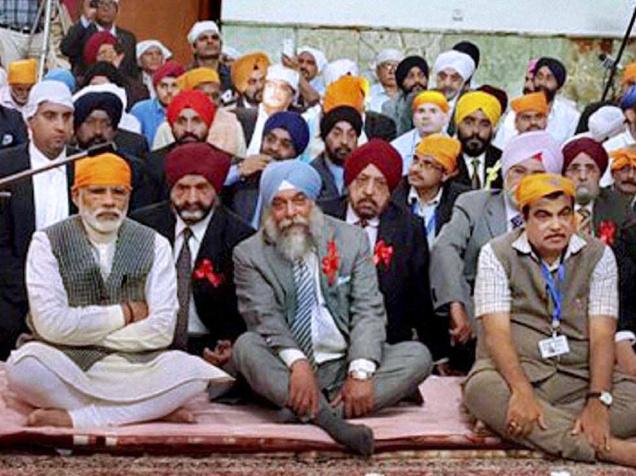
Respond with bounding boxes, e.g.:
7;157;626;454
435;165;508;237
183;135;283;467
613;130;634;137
231;160;432;456
430;131;564;373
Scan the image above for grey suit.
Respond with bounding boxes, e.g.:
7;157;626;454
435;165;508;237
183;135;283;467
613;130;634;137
232;214;431;413
430;189;507;320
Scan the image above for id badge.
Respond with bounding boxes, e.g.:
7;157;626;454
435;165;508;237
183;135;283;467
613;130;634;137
538;334;570;359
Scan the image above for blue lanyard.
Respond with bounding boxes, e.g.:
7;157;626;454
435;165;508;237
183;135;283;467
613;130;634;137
540;261;565;333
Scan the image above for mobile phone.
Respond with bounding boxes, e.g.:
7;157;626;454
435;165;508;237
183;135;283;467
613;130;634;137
282;38;296;58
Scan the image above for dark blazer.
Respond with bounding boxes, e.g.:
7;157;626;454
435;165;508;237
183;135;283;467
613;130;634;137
131;202;254;348
61;21;138;79
310;153;343;202
364;111;397;142
114;129;149;160
392;177;471;236
454;145;503;190
615;219;636;335
144;143;176;204
318;197;444;360
0;144;75;358
592;187;636;240
222;175;260;226
233;107;259;147
0;105;28;151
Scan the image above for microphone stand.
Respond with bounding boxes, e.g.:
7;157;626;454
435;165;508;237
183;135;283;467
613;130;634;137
0;143;116;198
601;5;636;102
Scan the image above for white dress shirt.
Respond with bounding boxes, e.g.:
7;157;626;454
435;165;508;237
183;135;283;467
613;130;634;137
345;203;380;249
408;185;442;245
391;128;421;175
29;143;70;230
246;103;270;156
174;211;214;336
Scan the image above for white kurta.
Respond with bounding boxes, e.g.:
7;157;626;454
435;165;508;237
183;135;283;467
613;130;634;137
8;228;233;403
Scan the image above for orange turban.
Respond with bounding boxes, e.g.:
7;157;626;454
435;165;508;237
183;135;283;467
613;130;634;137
511;92;549;115
415;134;461;173
323;75;369;113
177;67;220;91
412;90;449;113
230;52;270;93
8;59;37;85
73;153;131;192
622;62;636;86
610;148;636;172
515;173;575;210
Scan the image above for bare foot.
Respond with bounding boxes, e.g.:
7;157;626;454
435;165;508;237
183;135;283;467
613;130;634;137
27;409;72;427
161;408;195;424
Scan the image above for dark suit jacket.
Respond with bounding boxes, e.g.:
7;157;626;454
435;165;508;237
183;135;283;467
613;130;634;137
615;219;636;335
131;202;254;348
222;175;260;226
0;144;76;356
454;145;503;190
592;187;635;240
144;143;176;204
61;21;138;79
233;107;258;148
310;153;343;202
392;178;471;236
0;105;28;151
364;111;397;142
115;129;149;160
318;198;444;360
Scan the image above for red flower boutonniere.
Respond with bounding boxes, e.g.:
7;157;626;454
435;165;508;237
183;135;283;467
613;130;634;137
373;240;394;268
193;259;224;288
598;220;617;246
321;239;340;286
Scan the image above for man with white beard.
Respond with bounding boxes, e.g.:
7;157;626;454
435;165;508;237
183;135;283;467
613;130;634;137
231;160;432;456
6;153;232;429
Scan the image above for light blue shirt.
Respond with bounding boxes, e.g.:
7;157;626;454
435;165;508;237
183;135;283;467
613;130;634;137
325;156;344;195
130;97;166;148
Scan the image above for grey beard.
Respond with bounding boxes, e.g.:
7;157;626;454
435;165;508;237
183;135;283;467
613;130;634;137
263;206;325;263
576;186;599;206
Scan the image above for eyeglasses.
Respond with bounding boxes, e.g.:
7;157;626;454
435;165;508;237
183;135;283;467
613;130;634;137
411;158;444;172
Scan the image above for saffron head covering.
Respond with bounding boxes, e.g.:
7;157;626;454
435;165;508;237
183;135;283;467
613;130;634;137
511;92;549;115
562;137;609;175
166;90;216;127
165;143;231;192
323;75;368;113
177;67;220;91
260;160;322;206
412;90;449;113
231;52;270;93
344;139;403;193
263;111;310;155
516;173;575;210
455;91;502;126
415;134;462;173
73;153;131;191
8;59;37;85
610;149;636;172
501;130;563;178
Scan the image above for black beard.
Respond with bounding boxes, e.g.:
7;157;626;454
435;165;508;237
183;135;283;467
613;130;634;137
78;135;107;150
459;134;491;157
535;86;556;103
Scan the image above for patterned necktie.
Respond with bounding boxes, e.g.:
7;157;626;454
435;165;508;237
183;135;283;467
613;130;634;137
511;214;524;230
356;218;369;228
291;258;316;363
576;208;592;235
471;159;482;189
173;227;192;350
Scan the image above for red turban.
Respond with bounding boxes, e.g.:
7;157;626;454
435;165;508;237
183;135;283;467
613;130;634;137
152;60;185;87
166;90;216;127
344;139;403;193
165;143;231;193
83;31;117;65
562;137;609;175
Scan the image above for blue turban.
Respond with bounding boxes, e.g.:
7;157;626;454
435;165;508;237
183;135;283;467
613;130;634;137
262;111;310;156
44;69;77;93
260;160;322;206
620;85;636;110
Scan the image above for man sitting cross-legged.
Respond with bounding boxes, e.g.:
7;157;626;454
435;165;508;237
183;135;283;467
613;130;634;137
231;160;432;456
6;153;232;428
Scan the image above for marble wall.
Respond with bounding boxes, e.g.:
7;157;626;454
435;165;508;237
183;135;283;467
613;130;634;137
223;22;636;108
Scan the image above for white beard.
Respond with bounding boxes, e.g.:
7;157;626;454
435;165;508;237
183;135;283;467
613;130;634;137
80;207;126;242
263;206;324;263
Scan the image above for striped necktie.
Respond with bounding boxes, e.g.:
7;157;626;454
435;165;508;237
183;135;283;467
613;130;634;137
173;227;192;350
576;208;592;235
291;258;316;363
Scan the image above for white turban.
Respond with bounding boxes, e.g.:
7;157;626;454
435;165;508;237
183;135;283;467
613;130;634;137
0;67;6;89
322;58;359;86
373;48;404;69
266;64;300;92
222;45;242;60
297;45;328;73
136;40;172;64
23;81;74;121
187;21;220;45
588;106;625;142
433;50;476;81
501;130;563;178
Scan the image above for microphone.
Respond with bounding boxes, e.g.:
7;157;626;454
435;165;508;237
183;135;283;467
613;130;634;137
599;54;623;71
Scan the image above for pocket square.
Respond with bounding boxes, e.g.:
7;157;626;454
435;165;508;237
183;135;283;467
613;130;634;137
336;275;351;286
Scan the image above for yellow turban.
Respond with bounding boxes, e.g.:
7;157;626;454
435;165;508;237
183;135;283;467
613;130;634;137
177;67;220;91
415;134;462;173
323;75;369;113
515;173;575;210
455;91;502;127
610;148;636;172
230;52;270;93
73;153;131;192
511;92;549;115
622;62;636;85
412;90;449;113
8;59;37;85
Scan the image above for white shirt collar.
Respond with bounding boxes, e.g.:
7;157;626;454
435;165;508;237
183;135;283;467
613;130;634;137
503;192;521;222
175;208;214;243
345;203;380;228
512;230;587;265
29;142;66;169
408;185;442;208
